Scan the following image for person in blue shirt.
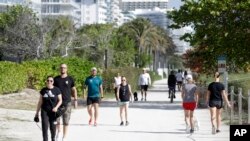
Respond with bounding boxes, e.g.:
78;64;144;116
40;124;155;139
84;67;104;126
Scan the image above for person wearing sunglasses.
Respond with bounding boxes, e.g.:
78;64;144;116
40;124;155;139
35;76;62;141
116;76;133;126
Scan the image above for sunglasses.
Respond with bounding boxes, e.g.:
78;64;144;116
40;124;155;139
47;80;53;82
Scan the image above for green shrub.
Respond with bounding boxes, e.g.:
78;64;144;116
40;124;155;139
0;61;27;94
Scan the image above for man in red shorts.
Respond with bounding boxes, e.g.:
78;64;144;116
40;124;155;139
181;74;198;133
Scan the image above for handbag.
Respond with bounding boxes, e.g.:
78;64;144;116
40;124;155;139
47;93;67;118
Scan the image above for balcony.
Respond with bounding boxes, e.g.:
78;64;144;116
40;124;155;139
41;0;79;9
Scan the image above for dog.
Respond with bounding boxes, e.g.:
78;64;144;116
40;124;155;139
133;92;138;101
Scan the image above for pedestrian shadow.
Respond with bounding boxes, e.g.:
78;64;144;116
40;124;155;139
110;130;187;134
99;101;183;110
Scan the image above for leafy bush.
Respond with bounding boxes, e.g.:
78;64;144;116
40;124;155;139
0;61;27;94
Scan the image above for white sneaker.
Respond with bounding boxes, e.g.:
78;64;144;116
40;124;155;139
212;126;216;134
63;138;68;141
186;124;190;133
56;132;62;141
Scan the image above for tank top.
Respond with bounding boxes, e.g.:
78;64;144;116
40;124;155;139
119;84;130;102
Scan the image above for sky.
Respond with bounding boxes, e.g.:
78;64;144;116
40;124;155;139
167;0;183;9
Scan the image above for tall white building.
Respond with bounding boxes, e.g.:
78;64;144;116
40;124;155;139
0;0;28;12
120;0;168;12
81;0;107;25
106;0;122;26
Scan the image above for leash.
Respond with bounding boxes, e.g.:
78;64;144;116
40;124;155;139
35;122;42;131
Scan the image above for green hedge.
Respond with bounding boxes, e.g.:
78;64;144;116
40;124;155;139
0;57;95;95
0;61;27;94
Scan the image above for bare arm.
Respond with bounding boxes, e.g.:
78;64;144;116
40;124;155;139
181;89;185;101
35;95;43;116
206;90;211;105
128;84;133;101
72;86;77;100
100;84;104;98
52;94;62;112
116;86;120;101
222;90;231;107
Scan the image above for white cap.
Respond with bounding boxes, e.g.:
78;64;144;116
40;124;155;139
91;67;97;71
186;74;193;80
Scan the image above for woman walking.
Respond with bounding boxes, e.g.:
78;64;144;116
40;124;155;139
35;76;62;141
181;74;198;133
206;72;231;134
116;76;133;126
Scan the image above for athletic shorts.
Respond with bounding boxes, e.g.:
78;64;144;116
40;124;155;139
119;101;129;106
209;100;223;109
183;102;196;111
177;81;183;85
87;97;100;105
57;102;72;125
141;85;148;91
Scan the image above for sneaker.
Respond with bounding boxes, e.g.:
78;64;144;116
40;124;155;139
62;138;67;141
212;126;216;134
141;98;144;101
120;121;124;126
190;129;194;133
216;129;221;133
144;98;147;101
94;122;97;126
174;94;176;98
56;132;62;141
125;121;129;126
168;95;170;98
186;125;190;133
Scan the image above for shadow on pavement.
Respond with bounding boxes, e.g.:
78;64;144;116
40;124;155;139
99;101;183;110
110;130;187;134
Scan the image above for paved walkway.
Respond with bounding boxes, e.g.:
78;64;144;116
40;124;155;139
0;79;230;141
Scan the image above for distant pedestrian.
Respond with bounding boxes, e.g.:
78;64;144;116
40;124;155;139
113;73;121;100
116;76;133;126
176;69;183;91
54;64;78;141
138;68;151;101
35;76;62;141
168;70;176;98
181;75;198;133
84;67;104;126
206;72;231;134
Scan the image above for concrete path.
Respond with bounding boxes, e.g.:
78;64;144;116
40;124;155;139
0;79;230;141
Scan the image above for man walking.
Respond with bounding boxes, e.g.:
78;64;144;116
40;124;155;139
138;68;151;101
84;67;104;126
54;64;78;141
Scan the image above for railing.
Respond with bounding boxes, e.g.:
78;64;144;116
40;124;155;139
228;86;250;124
197;85;250;125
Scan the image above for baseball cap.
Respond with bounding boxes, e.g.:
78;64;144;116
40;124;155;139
91;67;97;71
186;74;193;80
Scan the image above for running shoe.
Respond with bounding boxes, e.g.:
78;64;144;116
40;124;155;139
216;129;221;133
120;121;124;126
186;125;190;133
190;129;194;133
126;121;129;126
212;126;216;134
94;122;97;126
141;98;144;101
88;118;92;125
62;138;67;141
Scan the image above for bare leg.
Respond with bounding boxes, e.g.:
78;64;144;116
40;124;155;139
63;125;68;139
190;111;194;130
216;109;222;130
120;105;124;122
209;107;216;127
184;110;190;127
87;105;93;124
145;91;147;101
93;103;99;123
141;88;144;100
125;104;129;121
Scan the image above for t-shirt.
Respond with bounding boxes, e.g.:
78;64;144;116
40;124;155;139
176;72;183;82
40;87;61;112
138;73;151;85
54;75;75;106
183;83;197;103
208;82;224;101
168;74;177;87
85;75;102;97
114;76;121;87
119;84;130;102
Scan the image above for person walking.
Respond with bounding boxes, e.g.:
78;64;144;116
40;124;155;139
113;73;121;100
35;76;62;141
181;74;198;133
138;68;151;101
116;76;133;126
54;64;78;141
176;69;183;91
84;67;104;126
168;70;177;98
206;72;231;134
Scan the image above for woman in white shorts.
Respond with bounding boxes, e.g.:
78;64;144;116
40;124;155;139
116;76;133;126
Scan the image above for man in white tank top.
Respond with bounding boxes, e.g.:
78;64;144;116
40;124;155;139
138;68;151;101
113;73;121;100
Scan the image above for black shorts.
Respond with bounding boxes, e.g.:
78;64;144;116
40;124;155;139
87;97;100;105
209;100;223;109
177;81;183;85
141;85;148;91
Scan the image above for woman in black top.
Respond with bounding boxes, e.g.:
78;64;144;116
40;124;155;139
35;76;62;141
116;76;133;126
206;72;231;134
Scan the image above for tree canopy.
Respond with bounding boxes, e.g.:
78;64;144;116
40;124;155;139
168;0;250;72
